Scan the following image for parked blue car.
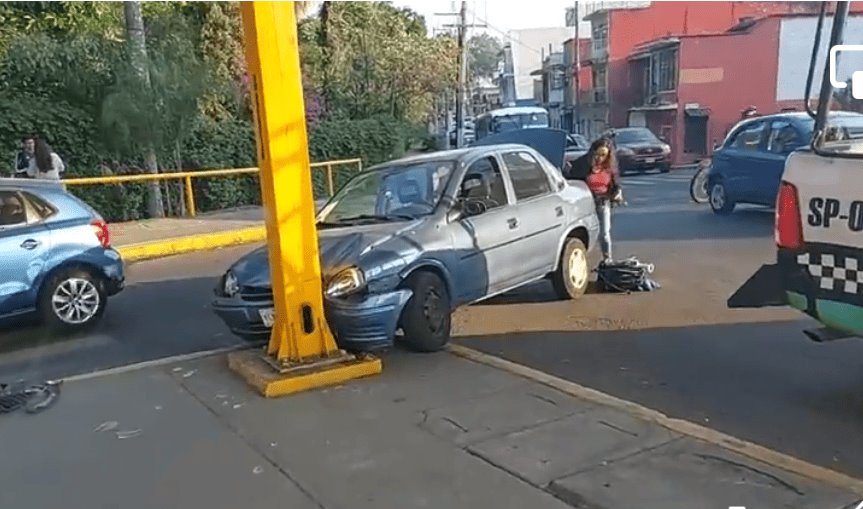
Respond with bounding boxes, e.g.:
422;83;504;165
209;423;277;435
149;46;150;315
707;111;863;215
0;178;125;331
212;134;600;353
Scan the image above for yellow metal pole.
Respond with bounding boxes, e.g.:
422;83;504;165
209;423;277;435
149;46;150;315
229;1;381;397
184;176;197;217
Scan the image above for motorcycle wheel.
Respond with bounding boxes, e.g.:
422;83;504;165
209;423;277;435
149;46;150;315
690;165;710;204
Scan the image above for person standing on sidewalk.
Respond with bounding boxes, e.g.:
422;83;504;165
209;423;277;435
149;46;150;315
27;137;65;180
568;137;623;263
14;135;35;178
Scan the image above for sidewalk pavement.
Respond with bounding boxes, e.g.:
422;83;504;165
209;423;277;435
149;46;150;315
1;348;858;509
111;206;265;247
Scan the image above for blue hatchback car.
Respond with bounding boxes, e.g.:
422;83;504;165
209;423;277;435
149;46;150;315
0;178;125;331
707;111;863;215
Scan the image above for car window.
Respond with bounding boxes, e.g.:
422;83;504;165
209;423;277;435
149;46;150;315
731;121;766;151
23;192;57;220
766;121;800;154
501;151;552;201
458;156;508;210
0;191;28;227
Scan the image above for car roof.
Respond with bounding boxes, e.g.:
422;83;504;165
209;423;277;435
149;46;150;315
366;144;541;170
0;178;66;192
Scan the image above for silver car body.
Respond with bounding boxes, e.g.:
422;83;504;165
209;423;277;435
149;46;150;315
212;143;600;350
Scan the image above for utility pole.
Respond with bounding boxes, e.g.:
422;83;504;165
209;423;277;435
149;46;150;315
438;2;484;149
573;0;581;135
455;1;467;148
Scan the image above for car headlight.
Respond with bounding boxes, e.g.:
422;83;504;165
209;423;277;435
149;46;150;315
618;147;634;156
326;266;366;298
223;271;239;297
661;144;671;155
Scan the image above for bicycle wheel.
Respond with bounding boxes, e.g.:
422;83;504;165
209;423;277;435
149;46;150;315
690;165;710;204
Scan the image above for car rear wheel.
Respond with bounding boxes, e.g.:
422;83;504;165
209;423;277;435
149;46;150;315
551;238;590;300
709;182;735;215
39;268;107;332
399;271;452;352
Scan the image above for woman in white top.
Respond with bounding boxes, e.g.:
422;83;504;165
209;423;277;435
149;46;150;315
27;138;65;180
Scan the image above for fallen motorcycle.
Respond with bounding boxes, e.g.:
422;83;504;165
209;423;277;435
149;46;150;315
689;158;711;204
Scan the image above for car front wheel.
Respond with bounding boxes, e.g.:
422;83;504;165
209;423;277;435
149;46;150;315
399;271;452;352
551;238;590;300
709;182;735;215
39;268;107;332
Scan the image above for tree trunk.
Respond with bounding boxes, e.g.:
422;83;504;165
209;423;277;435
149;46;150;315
123;0;164;218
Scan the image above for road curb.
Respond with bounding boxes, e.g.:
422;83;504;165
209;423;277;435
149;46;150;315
447;343;863;497
116;226;266;262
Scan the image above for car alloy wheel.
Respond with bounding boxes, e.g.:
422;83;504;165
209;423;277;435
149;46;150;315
52;277;101;325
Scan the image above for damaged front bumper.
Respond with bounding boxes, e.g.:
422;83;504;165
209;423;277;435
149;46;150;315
212;288;412;352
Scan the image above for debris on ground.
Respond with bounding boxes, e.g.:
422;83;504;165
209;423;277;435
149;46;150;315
0;380;63;415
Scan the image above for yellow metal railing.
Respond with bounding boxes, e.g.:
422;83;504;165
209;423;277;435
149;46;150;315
63;158;362;217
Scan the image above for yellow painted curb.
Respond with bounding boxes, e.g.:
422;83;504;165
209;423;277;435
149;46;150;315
448;343;863;497
117;226;266;263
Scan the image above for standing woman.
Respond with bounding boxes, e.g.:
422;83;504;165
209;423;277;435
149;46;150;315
28;137;65;180
569;137;622;263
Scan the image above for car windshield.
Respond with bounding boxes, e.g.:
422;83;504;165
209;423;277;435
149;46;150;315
493;113;549;132
800;113;863;145
567;135;588;150
317;160;456;224
614;129;660;144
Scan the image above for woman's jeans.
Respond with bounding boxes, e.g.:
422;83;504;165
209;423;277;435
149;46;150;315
596;199;612;260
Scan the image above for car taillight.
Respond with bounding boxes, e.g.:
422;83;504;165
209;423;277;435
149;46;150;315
775;181;803;250
91;219;110;248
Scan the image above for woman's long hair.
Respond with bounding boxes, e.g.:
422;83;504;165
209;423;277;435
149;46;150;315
588;137;618;174
34;138;53;172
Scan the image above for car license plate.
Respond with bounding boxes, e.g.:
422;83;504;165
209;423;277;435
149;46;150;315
259;308;275;327
645;157;656;164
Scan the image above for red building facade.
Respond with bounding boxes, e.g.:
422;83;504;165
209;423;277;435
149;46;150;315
579;1;835;162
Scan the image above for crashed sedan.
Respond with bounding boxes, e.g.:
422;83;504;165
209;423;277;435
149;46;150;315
212;140;600;353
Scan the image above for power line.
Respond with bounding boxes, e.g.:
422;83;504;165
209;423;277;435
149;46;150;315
464;7;544;56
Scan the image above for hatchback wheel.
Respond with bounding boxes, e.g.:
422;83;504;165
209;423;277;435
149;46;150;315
709;182;735;215
551;238;589;300
39;268;107;331
399;271;452;352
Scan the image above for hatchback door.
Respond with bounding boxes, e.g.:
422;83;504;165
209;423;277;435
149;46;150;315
0;190;52;315
499;149;566;280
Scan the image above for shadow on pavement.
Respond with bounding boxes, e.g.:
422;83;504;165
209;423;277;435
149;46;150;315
614;206;774;242
0;276;240;383
456;322;863;479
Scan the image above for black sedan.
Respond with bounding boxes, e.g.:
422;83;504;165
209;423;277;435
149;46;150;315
605;127;672;175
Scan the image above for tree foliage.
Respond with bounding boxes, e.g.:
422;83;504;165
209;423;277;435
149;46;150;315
299;2;458;123
0;1;457;221
467;33;502;83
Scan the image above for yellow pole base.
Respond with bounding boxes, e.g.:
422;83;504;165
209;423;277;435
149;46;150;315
227;349;383;398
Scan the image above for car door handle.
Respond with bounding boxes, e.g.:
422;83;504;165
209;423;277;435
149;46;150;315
20;239;41;250
507;217;519;229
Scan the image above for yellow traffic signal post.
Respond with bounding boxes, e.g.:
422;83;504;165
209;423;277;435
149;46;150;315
228;1;382;397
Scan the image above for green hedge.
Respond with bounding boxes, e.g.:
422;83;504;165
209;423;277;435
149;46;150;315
0;97;418;221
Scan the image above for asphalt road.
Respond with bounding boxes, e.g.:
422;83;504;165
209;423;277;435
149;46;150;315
5;167;863;482
0;245;259;382
459;168;863;480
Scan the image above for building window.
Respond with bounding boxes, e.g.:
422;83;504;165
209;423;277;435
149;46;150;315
592;66;607;89
593;24;608;51
649;49;677;95
552;70;565;90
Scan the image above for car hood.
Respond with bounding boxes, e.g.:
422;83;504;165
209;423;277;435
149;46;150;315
228;220;424;288
617;142;664;151
470;127;567;169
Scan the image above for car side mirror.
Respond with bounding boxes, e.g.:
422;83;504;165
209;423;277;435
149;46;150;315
713;143;721;151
